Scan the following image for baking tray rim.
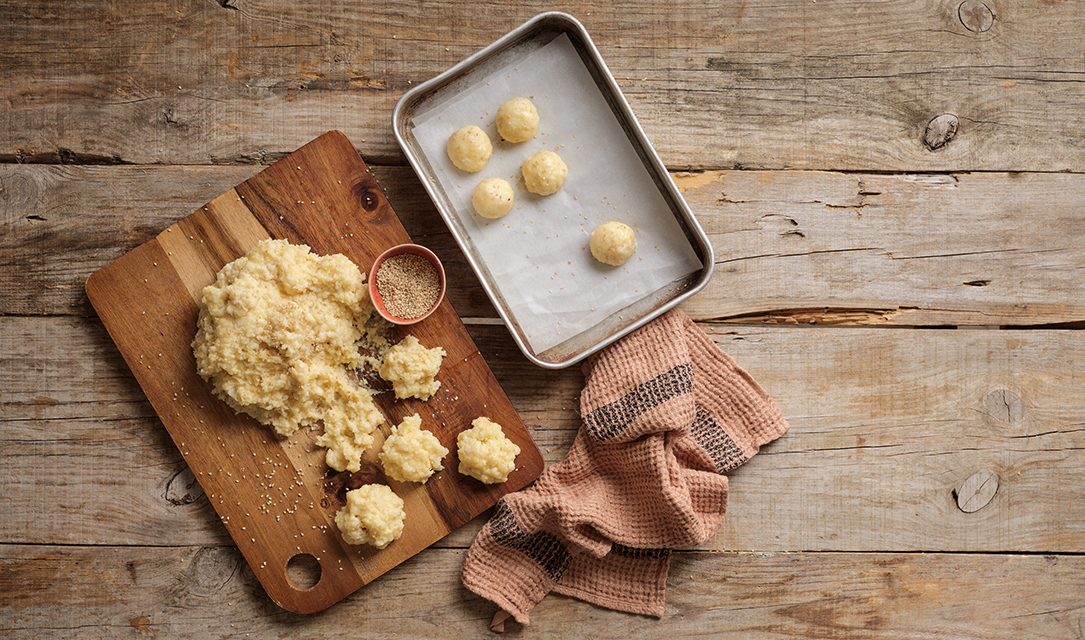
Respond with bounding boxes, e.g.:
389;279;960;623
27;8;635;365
392;10;714;369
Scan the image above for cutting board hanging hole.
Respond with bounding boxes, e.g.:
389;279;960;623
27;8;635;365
286;553;322;591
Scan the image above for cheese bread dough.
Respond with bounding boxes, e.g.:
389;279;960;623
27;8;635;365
379;414;449;483
495;97;539;143
472;178;515;219
379;335;446;401
457;417;520;484
335;484;405;549
191;239;386;473
521;150;567;196
446;125;493;172
589;221;637;266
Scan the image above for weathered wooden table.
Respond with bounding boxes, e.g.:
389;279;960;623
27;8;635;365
3;1;1084;637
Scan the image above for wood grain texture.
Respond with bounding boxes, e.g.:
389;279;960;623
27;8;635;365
6;164;1084;325
83;131;543;613
5;319;1085;554
0;163;495;318
5;0;1085;636
3;544;1083;639
1;1;1083;171
677;170;1085;326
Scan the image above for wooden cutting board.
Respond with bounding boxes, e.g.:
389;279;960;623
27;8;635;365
86;131;544;614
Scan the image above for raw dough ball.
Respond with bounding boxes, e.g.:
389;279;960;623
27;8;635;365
446;125;492;172
472;178;515;219
521;150;568;196
335;484;405;549
379;414;449;484
590;221;637;266
378;335;446;401
457;417;521;485
496;97;539;143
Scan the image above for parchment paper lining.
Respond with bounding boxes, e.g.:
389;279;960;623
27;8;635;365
412;34;702;353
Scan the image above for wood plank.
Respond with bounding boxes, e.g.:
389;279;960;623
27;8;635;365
1;2;1083;172
5;317;1085;553
82;132;543;613
0;164;494;318
3;543;1083;638
6;164;1085;326
677;170;1085;326
701;324;1085;553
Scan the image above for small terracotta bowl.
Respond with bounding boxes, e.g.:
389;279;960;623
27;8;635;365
368;243;446;325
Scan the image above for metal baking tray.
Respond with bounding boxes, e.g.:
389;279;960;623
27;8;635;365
393;11;713;369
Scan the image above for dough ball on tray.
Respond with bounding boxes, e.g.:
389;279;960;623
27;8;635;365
590;221;636;266
496;97;539;143
447;125;493;172
472;178;515;219
521;150;567;196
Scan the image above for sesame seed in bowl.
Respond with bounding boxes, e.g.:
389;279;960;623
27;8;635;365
369;244;446;325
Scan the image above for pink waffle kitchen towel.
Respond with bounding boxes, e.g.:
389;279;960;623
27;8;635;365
462;309;790;626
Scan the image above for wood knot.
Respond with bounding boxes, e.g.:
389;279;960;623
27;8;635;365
164;466;204;505
984;389;1025;424
186;546;242;596
923;114;959;151
954;469;998;512
129;615;153;635
353;184;381;212
958;0;995;33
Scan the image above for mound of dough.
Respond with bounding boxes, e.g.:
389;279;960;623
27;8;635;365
589;221;637;266
335;484;405;549
379;414;449;483
496;97;539;143
379;335;446;401
472;178;515;219
446;125;493;172
521;150;567;196
457;417;520;485
192;239;386;473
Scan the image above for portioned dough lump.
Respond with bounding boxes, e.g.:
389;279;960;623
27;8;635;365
191;239;386;473
521;150;568;196
472;178;515;219
335;484;405;549
590;221;637;266
496;97;539;143
457;417;521;485
447;125;493;172
379;414;449;483
379;335;446;401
